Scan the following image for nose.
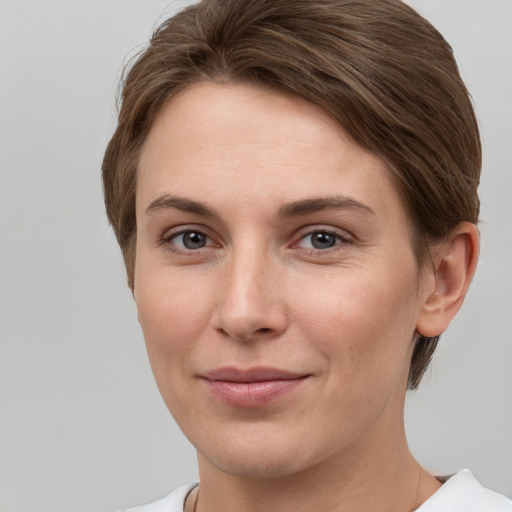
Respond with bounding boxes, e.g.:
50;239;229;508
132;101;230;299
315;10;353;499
212;249;288;341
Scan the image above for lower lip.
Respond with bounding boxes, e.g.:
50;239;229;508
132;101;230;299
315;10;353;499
203;378;307;407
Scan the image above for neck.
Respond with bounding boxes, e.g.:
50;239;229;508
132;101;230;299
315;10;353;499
194;419;440;512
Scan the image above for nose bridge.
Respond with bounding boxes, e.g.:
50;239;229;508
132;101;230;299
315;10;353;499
214;239;286;340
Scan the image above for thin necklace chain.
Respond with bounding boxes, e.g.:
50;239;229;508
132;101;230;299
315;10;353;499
189;471;428;512
192;487;199;512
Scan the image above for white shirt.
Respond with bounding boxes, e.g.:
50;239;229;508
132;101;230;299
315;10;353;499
414;469;512;511
118;469;512;512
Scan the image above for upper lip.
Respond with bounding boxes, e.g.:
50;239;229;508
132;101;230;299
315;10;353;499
202;366;308;383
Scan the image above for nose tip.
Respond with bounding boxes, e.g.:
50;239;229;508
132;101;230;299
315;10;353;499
212;259;288;341
215;313;284;342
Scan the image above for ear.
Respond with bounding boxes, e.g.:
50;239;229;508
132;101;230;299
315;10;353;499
416;222;479;338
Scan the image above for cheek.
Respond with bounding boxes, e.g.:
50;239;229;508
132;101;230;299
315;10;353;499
292;262;420;378
134;265;214;379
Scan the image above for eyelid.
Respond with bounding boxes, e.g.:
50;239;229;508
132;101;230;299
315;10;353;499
160;225;221;252
291;225;354;247
158;224;353;254
162;223;210;238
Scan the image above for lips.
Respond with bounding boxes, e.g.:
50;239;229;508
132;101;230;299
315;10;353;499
200;366;309;407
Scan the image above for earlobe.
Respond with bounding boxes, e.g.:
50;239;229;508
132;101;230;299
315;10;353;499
416;222;479;338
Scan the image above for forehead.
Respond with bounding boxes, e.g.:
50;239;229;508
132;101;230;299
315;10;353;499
136;81;403;222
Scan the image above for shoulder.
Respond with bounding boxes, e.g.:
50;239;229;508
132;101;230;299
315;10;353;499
416;469;512;512
116;483;198;512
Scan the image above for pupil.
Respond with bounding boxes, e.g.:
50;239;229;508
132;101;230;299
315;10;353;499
184;232;206;249
312;232;336;249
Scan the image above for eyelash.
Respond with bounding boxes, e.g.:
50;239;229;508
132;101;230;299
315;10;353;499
293;228;352;252
160;226;353;255
161;227;217;254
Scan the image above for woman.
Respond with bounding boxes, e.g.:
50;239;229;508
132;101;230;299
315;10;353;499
102;0;512;510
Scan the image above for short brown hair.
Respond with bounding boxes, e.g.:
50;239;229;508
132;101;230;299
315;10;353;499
102;0;481;389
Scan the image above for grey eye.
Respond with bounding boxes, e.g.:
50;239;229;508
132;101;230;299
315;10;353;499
309;232;338;249
174;231;208;250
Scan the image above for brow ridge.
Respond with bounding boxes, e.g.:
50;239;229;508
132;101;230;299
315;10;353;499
145;194;374;219
145;194;219;217
277;196;375;218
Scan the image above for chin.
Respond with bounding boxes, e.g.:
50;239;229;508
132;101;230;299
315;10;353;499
194;423;325;480
202;447;310;480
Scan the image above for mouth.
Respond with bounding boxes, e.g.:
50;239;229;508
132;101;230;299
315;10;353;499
200;366;310;407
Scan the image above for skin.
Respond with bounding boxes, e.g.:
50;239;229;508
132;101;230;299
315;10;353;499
134;81;478;512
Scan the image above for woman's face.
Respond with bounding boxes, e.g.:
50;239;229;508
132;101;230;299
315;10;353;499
134;81;431;478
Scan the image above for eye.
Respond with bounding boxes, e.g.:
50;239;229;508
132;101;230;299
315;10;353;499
168;230;212;250
296;230;349;250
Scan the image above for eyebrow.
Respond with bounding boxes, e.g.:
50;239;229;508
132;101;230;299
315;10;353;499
146;194;220;218
277;196;375;218
145;194;375;218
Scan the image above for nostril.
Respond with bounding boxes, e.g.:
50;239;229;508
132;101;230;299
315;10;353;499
216;325;275;340
213;300;288;341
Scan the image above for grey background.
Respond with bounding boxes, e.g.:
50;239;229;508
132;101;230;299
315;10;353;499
0;1;510;511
